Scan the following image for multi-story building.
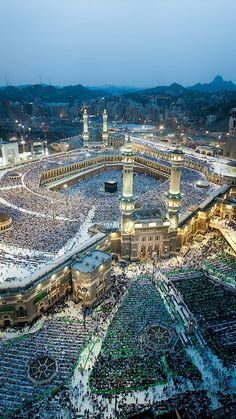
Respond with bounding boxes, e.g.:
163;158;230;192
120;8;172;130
72;250;111;306
0;236;111;327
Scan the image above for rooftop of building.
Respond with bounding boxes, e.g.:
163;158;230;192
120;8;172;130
178;184;231;227
6;171;21;177
172;148;184;154
0;232;106;294
227;160;236;168
224;197;236;206
72;250;111;273
196;145;216;150
133;208;166;224
109;132;125;138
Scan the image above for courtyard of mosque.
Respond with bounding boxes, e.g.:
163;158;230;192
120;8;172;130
0;232;236;418
0;149;217;289
0;129;236;418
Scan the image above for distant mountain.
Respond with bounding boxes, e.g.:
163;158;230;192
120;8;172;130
87;85;141;94
126;76;236;99
127;82;186;98
0;83;105;103
188;75;236;92
1;76;235;104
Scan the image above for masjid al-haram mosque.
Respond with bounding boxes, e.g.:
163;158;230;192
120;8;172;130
0;110;236;418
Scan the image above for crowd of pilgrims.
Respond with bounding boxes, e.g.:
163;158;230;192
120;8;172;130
0;232;235;417
0;150;217;255
140;139;224;175
167;270;236;364
20;387;213;418
205;252;236;283
0;271;129;417
90;276;202;392
0;316;94;416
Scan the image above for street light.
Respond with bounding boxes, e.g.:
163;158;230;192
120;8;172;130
81;287;88;329
151;250;160;286
151;251;157;284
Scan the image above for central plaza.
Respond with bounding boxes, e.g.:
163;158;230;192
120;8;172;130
0;122;236;418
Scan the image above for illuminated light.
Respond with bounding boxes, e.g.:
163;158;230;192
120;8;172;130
149;222;156;227
135;223;142;228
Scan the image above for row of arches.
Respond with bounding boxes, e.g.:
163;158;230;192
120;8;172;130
133;144;222;185
40;154;171;187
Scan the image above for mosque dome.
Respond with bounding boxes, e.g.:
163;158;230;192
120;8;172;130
6;171;21;179
196;180;210;188
0;212;13;232
172;148;184;154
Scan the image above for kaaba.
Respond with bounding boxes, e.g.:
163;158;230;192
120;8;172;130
104;180;117;193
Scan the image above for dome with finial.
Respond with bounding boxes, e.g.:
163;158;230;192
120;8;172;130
0;212;13;232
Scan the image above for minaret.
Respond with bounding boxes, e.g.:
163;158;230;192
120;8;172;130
120;141;136;236
167;148;184;229
102;109;109;145
82;109;89;147
224;108;236;159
